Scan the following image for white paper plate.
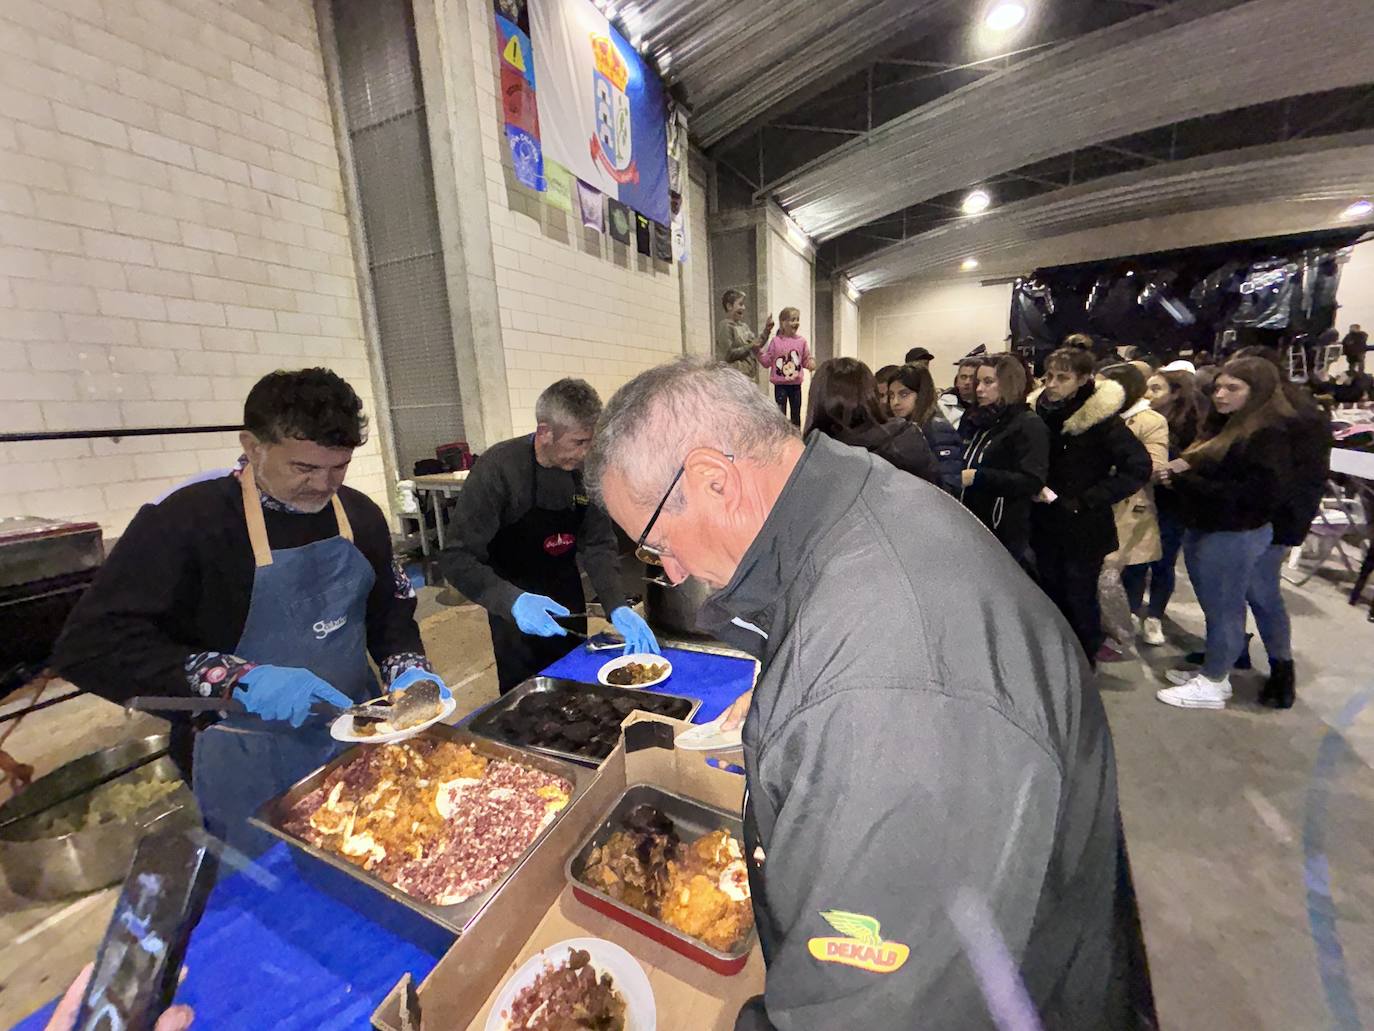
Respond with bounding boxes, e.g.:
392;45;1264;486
675;711;743;753
329;695;456;744
596;653;673;688
485;937;655;1031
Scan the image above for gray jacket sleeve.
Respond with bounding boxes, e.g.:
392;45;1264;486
740;687;1063;1030
577;503;629;615
438;455;523;617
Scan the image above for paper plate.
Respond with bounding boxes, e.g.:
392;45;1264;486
485;937;655;1031
675;712;743;753
596;653;673;689
329;695;456;744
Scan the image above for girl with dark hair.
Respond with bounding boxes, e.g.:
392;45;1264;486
1124;370;1203;646
874;364;901;417
959;354;1050;568
1156;358;1294;710
887;364;964;493
804;358;941;485
1094;363;1169;660
1029;348;1152;664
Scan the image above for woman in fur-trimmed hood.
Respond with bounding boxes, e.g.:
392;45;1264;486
1029;347;1152;664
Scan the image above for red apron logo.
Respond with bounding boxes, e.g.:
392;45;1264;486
543;532;576;557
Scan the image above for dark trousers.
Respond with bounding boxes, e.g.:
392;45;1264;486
488;612;583;694
1036;546;1106;662
774;383;802;426
1121;506;1185;618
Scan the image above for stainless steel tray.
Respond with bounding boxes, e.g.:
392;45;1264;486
566;783;756;974
250;724;593;937
464;676;701;768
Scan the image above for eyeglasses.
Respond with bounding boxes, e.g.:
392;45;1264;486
632;453;732;566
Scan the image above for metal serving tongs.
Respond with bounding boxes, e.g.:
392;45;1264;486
127;679;445;730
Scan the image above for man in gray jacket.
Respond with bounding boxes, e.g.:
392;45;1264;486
587;358;1153;1030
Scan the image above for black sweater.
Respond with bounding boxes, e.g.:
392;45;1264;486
51;475;424;702
1169;424;1293;534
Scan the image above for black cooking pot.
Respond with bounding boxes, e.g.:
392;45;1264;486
641;573;715;638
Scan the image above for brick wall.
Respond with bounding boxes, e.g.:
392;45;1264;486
464;0;686;432
0;0;386;537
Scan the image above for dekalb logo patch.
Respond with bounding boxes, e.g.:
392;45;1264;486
807;910;909;975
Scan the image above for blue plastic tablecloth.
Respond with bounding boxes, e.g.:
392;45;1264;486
11;645;753;1030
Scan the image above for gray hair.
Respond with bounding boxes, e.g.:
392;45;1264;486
535;378;601;431
586;358;799;508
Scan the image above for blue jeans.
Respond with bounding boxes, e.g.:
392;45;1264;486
1183;526;1273;679
1122;506;1185;618
1246;543;1293;663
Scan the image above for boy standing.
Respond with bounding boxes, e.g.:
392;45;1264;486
756;306;814;426
716;289;772;383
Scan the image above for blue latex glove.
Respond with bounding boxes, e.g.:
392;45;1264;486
388;666;452;700
233;665;353;728
611;606;660;656
511;593;570;637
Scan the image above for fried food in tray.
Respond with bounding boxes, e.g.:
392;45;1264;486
488;684;691;761
605;662;668;687
504;947;626;1031
580;805;752;952
281;738;571;906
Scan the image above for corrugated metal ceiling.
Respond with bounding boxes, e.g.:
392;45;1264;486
770;0;1374;242
843;132;1374;291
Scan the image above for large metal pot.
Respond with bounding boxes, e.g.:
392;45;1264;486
642;572;716;638
0;734;198;899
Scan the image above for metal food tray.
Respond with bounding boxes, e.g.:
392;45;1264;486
250;724;593;940
465;676;701;768
566;783;756;975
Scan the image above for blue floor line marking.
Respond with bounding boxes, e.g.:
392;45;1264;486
1303;688;1373;1031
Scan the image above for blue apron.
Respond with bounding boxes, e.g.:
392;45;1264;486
192;466;376;854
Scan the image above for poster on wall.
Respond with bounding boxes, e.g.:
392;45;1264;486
494;13;545;190
528;0;671;226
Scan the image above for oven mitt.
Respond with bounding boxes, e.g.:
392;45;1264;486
388;666;452;701
610;606;661;656
233;665;353;728
512;593;570;637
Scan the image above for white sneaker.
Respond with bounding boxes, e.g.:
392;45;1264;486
1157;674;1231;709
1141;617;1165;646
1131;614;1142;636
1165;667;1232;696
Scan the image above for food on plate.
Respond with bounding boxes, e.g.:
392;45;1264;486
24;770;182;839
580;805;753;951
501;947;626;1031
488;685;691;760
605;662;668;687
350;693;444;737
282;738;571;905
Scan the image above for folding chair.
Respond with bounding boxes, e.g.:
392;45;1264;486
1282;480;1368;585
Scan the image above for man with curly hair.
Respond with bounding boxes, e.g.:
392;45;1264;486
52;368;448;852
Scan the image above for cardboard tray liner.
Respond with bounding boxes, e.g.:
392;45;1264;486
372;714;764;1031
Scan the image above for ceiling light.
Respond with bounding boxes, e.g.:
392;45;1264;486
961;258;980;271
961;189;992;215
1341;199;1373;219
984;2;1028;32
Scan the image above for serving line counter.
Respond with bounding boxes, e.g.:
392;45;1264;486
11;641;757;1031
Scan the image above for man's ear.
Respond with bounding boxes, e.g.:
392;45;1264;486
239;430;262;462
681;448;739;511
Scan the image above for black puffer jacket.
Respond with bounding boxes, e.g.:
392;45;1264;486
1272;391;1332;546
826;419;942;487
960;403;1049;559
920;412;966;494
1030;381;1152;561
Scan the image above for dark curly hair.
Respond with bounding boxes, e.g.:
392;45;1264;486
243;368;368;448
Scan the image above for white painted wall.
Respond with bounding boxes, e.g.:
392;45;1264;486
0;0;385;537
1338;238;1374;336
467;0;686;433
859;278;1012;381
836;284;860;359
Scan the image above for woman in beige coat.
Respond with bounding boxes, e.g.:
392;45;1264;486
1096;362;1169;659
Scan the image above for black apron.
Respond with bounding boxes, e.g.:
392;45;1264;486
486;440;588;693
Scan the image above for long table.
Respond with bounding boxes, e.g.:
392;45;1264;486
13;643;755;1030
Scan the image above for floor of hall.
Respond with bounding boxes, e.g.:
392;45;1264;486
1;563;1372;1029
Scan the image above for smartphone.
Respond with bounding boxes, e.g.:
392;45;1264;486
75;826;218;1031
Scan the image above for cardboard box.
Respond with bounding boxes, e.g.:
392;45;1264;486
372;714;761;1030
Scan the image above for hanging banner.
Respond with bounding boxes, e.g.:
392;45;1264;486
635;212;652;256
529;0;671;226
544;160;574;213
607;198;632;245
494;13;545;191
576;179;605;232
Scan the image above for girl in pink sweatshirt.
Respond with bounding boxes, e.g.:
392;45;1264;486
757;306;815;426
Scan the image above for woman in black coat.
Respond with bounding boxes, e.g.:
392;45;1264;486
1030;347;1152;663
959;354;1049;569
804;358;942;486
